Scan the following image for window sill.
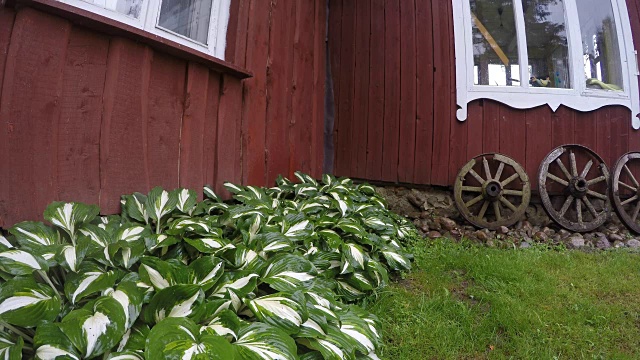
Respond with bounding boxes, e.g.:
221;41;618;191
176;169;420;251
7;0;252;80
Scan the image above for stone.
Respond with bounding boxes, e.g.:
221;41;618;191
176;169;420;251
428;231;442;239
558;229;571;239
497;226;509;235
520;242;531;249
542;227;554;236
473;230;489;242
595;237;611;250
567;234;585;249
608;233;624;242
626;239;640;248
438;217;457;231
486;240;495;247
614;240;625;248
533;231;549;242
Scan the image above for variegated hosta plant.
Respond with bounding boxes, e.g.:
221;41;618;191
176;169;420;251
0;172;415;359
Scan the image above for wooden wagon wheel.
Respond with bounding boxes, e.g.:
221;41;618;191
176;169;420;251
538;145;610;232
454;153;531;230
611;152;640;234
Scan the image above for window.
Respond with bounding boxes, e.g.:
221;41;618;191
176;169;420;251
58;0;231;59
453;0;640;129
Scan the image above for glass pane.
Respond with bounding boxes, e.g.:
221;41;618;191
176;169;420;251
470;0;520;86
82;0;143;18
577;0;623;91
158;0;213;44
523;0;571;89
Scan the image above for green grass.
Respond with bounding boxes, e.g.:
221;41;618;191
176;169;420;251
364;240;640;359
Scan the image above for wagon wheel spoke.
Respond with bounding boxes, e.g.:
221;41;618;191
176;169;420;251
570;151;578;177
468;168;485;184
503;189;524;196
619;181;637;192
465;195;484;208
624;165;639;187
493;201;502;221
576;199;583;224
461;186;483;193
494;163;505;181
555;158;573;180
499;196;517;212
587;190;608;201
547;173;569;186
621;195;639;206
559;195;574;217
478;201;489;220
587;176;607;186
483;157;492;181
501;173;519;187
632;201;640;222
580;160;593;178
583;197;598;218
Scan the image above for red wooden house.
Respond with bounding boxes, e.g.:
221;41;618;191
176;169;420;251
2;0;640;228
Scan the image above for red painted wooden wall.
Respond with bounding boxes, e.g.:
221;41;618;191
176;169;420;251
0;1;326;228
329;0;640;189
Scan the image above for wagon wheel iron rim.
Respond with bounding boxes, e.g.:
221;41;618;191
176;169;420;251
538;144;610;233
611;152;640;234
454;153;531;230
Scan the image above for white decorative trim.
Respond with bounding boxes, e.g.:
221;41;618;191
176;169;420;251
56;0;230;60
453;0;640;129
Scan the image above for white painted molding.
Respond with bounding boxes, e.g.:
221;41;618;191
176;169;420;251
452;0;640;129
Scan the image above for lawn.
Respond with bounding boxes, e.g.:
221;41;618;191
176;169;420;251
365;240;640;359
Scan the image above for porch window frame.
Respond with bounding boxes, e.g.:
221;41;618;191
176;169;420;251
55;0;231;59
452;0;640;129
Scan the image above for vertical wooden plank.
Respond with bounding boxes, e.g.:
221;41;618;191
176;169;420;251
147;52;186;190
204;73;221;188
57;29;109;205
241;0;270;186
382;0;401;182
596;107;612;169
449;117;469;185
0;6;16;103
290;0;316;177
610;106;630;165
525;106;552;189
328;0;343;175
366;0;385;181
99;39;152;213
413;0;434;184
398;0;417;183
265;0;294;183
225;0;250;66
574;111;598;151
351;0;371;179
551;106;575;147
335;0;356;177
0;9;70;227
216;74;243;197
498;106;526;165
482;100;500;153
311;0;327;178
430;0;452;185
466;100;484;159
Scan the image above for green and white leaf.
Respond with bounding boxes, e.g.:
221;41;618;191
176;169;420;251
0;277;61;327
44;202;100;239
233;322;298;360
34;323;80;360
262;255;317;293
0;329;23;360
381;249;411;271
175;188;198;214
9;221;58;251
246;292;307;335
64;264;121;304
121;192;149;224
144;285;204;324
0;250;48;275
146;187;178;223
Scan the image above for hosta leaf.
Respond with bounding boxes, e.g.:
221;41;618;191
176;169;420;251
0;250;48;275
168;218;213;236
106;350;145;360
9;221;58;251
105;279;144;329
362;216;393;232
224;245;265;272
336;281;366;301
139;257;176;290
381;249;411;271
145;317;234;360
330;192;349;217
59;296;127;358
336;220;366;238
253;232;294;254
145;234;180;251
117;322;149;352
146;187;178;224
233;322;298;360
0;235;13;251
343;271;375;292
121;192;149;224
294;172;318;186
116;224;149;243
44;202;100;239
200;309;241;340
0;277;60;327
203;185;223;202
336;310;380;355
109;236;146;270
357;184;376;196
262;255;317;293
246;292;307;335
79;224;113;250
365;260;389;288
342;243;367;270
64;263;121;304
0;332;23;360
184;236;231;254
211;272;259;300
175;188;198;214
318;229;343;250
144;285;204;324
34;323;79;360
187;256;225;290
283;218;312;241
56;237;89;273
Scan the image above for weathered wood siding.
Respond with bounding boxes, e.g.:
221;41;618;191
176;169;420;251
329;0;640;189
0;1;326;228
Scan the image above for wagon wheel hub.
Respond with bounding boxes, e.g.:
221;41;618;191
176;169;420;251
569;177;589;198
483;180;503;201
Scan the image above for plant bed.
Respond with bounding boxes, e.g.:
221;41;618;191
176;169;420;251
0;173;416;359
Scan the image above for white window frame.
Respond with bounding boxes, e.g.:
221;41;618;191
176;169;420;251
453;0;640;129
56;0;231;60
